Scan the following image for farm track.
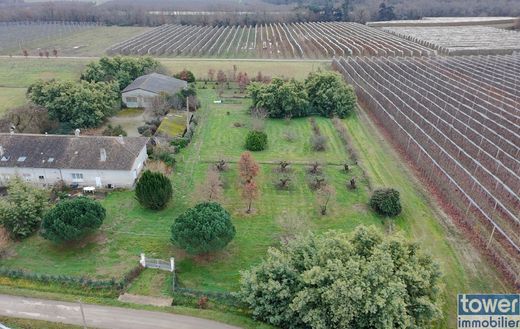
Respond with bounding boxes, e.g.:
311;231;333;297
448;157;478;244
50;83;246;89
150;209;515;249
107;22;434;59
333;54;520;289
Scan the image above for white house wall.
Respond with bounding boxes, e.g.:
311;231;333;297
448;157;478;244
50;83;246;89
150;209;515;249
0;145;148;189
122;89;159;108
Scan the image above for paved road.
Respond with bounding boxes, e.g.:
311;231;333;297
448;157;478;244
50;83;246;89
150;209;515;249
0;294;241;329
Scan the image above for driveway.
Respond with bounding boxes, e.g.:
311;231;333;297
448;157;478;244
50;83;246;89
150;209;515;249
0;294;241;329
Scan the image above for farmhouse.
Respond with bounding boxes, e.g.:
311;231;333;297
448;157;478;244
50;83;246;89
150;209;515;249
0;132;148;188
122;73;187;108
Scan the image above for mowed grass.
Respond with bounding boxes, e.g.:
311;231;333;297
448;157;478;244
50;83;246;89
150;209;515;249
0;87;26;115
0;58;86;88
1;26;151;57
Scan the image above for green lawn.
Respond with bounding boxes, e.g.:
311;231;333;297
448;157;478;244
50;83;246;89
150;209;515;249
1;26;151;57
0;87;26;115
0;316;83;329
0;87;508;328
0;58;86;88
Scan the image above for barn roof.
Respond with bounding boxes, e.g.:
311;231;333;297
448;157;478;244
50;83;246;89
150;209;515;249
0;133;148;171
122;73;187;95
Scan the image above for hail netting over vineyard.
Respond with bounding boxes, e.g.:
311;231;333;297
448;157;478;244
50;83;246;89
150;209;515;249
382;26;520;56
332;55;520;285
0;21;99;54
107;22;434;58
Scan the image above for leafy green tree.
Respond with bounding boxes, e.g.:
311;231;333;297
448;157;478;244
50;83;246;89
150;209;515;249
245;130;268;151
305;71;357;118
102;124;127;136
369;188;402;217
174;69;196;83
171;202;235;255
238;226;441;329
248;78;309;118
135;170;173;210
27;79;118;129
41;197;106;243
81;56;160;91
0;177;47;239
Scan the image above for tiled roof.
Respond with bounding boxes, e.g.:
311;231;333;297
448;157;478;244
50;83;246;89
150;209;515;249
0;133;148;171
122;73;187;95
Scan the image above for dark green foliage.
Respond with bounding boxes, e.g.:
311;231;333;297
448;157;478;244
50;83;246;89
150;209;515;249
27;79;119;129
81;56;160;91
171;202;235;255
238;226;441;329
369;188;402;217
248;78;309;118
377;2;396;21
102;124;127;136
0;177;47;240
40;197;106;243
305;71;357;118
170;137;190;151
174;69;196;83
135;170;173;210
245;130;268;151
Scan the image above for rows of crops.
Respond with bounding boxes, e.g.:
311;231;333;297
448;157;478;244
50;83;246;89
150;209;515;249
383;26;520;55
333;55;520;285
0;21;98;54
107;22;434;58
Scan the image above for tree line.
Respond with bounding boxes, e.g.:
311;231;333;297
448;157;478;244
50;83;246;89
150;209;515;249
1;0;518;26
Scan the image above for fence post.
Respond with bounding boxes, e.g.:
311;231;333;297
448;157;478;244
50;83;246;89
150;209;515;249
140;253;146;267
170;258;175;272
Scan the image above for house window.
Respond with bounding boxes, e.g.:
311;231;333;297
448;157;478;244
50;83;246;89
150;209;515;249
126;97;137;103
1;156;9;162
71;173;84;182
22;173;31;181
17;156;26;162
39;175;45;180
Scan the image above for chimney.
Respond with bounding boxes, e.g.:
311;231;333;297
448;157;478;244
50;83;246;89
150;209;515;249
74;129;80;137
117;135;124;144
100;148;107;162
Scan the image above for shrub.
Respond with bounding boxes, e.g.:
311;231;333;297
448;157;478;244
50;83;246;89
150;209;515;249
171;137;190;151
174;69;196;83
171;202;235;255
310;134;327;151
245;130;268;151
238;227;441;329
102;124;127;137
305;71;357;118
40;197;106;243
369;188;402;217
0;177;47;240
135;170;173;210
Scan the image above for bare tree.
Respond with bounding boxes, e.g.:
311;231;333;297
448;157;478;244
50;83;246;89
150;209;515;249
317;185;336;215
276;211;309;244
195;167;223;202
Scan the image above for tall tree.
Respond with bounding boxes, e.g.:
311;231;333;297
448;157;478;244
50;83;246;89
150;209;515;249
377;1;396;21
27;79;118;129
305;71;357;118
238;152;260;183
0;177;47;239
239;226;442;329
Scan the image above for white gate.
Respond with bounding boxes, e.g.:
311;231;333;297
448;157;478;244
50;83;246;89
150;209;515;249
140;253;175;272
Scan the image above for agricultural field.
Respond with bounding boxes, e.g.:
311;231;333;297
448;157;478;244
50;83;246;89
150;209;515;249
0;86;509;328
383;26;520;55
108;22;434;59
333;54;520;288
0;22;99;56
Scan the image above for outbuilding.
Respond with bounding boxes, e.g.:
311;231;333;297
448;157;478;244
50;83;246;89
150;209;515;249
122;73;187;108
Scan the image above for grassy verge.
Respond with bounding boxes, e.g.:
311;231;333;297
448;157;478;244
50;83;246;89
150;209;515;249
0;316;83;329
0;87;26;115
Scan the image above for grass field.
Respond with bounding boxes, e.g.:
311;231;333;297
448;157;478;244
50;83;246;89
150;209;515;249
0;86;508;328
0;87;26;115
1;26;151;57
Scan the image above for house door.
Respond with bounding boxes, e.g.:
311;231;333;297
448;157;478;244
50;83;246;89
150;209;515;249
95;177;102;187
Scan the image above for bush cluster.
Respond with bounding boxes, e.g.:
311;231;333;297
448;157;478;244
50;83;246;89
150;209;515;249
171;202;235;255
245;130;268;151
369;188;402;217
135;170;173;210
40;197;106;243
248;71;357;119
